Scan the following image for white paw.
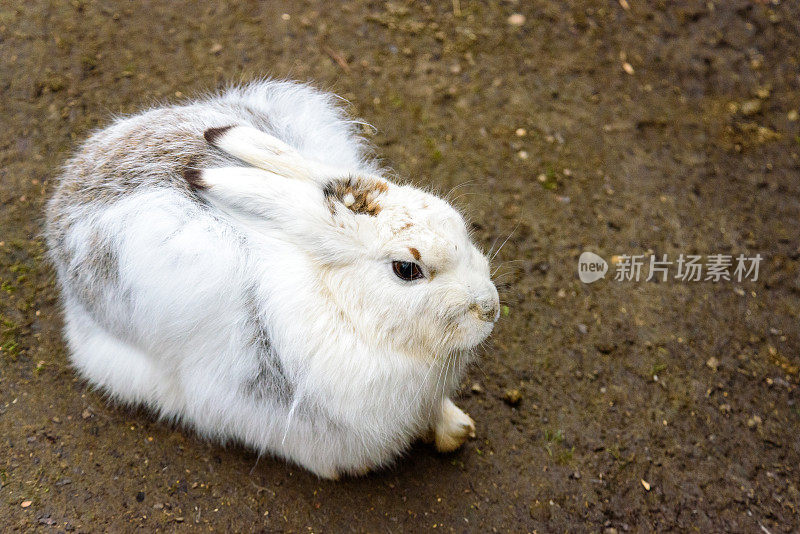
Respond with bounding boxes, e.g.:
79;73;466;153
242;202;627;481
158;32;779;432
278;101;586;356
434;398;475;453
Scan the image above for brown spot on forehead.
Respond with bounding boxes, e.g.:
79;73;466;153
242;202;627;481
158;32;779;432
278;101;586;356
323;176;388;216
408;247;421;261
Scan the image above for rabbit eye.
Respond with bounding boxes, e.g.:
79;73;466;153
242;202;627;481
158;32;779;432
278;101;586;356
392;261;424;281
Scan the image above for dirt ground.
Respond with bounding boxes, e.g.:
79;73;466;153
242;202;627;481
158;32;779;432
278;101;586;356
1;0;799;532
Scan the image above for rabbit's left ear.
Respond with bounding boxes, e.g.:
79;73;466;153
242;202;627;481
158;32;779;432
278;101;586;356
201;124;390;216
204;125;342;184
186;164;382;264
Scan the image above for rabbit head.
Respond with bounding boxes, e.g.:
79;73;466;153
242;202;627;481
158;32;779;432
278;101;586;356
194;126;500;360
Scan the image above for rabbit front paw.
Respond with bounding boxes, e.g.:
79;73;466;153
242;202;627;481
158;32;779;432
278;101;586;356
434;398;476;453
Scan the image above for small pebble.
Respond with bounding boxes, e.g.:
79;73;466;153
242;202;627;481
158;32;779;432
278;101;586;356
641;479;651;491
741;99;761;116
21;501;32;508
706;357;720;371
771;377;790;388
577;323;588;334
747;415;762;428
504;389;522;406
471;382;484;394
507;13;526;26
755;86;770;99
515;128;527;137
622;62;634;75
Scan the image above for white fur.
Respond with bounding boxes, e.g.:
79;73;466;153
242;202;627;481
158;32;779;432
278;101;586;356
46;80;499;478
208;125;345;182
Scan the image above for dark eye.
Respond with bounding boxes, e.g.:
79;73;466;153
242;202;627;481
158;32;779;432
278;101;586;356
392;261;424;281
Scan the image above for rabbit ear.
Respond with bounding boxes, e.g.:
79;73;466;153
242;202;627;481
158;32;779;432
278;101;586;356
204;126;342;184
202;126;390;219
187;166;369;263
188;165;328;222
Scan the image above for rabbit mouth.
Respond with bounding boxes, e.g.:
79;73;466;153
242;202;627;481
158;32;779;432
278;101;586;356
448;313;495;351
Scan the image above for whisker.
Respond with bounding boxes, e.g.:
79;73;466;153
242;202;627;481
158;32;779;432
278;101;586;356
495;259;526;265
428;351;450;420
470;354;490;381
445;179;476;200
397;341;441;424
449;191;486;204
442;352;455;406
491;259;526;277
486;234;502;258
490;222;519;263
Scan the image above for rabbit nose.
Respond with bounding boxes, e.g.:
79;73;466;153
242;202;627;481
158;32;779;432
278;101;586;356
471;293;500;323
481;300;500;322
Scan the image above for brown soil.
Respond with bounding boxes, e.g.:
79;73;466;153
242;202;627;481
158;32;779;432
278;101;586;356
1;1;799;532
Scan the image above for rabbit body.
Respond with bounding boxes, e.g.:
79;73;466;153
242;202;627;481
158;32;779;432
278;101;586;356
46;81;497;478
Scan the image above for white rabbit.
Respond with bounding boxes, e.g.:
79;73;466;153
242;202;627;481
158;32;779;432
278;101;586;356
45;80;499;478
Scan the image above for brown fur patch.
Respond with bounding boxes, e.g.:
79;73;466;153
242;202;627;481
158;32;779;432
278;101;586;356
409;247;421;261
323;176;388;216
203;125;234;145
182;163;206;190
